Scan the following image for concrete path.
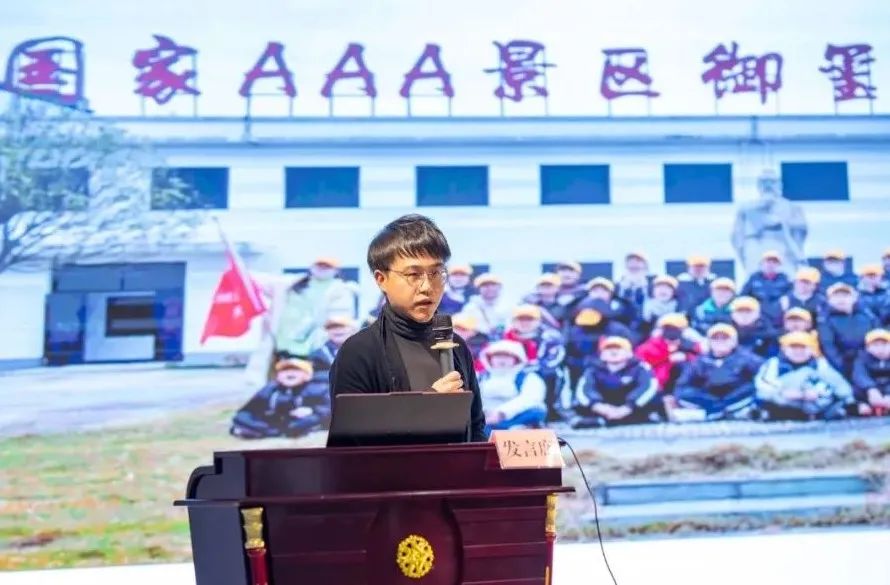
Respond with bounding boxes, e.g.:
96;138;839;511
0;364;253;438
1;529;888;585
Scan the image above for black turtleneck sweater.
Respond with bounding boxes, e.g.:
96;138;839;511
384;304;442;391
327;303;487;445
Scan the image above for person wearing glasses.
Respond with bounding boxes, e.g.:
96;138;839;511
328;214;487;441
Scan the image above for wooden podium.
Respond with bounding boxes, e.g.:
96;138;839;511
176;442;572;585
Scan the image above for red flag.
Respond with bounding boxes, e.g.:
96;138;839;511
200;227;267;344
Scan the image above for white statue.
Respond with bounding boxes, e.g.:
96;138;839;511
731;170;808;276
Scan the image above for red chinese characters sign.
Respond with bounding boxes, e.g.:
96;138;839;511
701;42;783;104
485;40;554;103
0;35;880;114
1;36;86;108
600;48;659;100
819;43;877;103
132;35;200;105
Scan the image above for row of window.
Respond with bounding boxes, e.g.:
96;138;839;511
25;162;852;211
154;162;850;209
284;257;857;284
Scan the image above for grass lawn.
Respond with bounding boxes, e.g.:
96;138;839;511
1;404;888;570
0;402;323;570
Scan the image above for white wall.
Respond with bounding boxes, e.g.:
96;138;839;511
0;271;50;362
3;117;889;364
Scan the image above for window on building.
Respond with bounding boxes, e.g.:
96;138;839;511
284;266;361;284
781;162;849;201
105;295;157;337
807;257;855;276
416;166;488;206
542;261;613;281
664;163;733;203
540;165;610;205
23;168;90;211
285;167;360;208
152;167;229;209
665;259;736;280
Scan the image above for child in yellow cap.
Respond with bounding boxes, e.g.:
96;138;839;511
452;313;489;373
641;275;681;333
571;336;659;428
521;273;568;329
478;340;548;431
818;282;878;378
820;250;857;292
676;255;716;314
230;357;330;438
672;324;764;422
439;263;474;315
779;267;824;322
635;313;703;394
740;251;792;326
755;332;852;421
730;296;780;358
691;278;736;334
502;304;566;421
565;305;634;394
851;329;890;417
856;264;887;319
463;273;510;338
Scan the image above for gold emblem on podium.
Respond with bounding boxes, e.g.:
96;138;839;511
396;534;434;579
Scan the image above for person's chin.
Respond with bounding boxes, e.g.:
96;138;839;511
410;302;437;322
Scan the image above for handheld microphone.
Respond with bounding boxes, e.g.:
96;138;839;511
430;314;459;377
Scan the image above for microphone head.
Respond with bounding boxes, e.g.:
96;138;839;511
431;314;453;342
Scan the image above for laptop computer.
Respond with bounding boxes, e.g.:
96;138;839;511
326;391;473;447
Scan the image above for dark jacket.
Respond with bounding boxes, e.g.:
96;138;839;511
328;310;486;445
310;340;340;371
438;285;474;315
565;320;635;375
634;336;701;391
677;272;717;315
521;293;569;329
851;351;890;396
692;298;734;334
818;308;877;375
879;296;890;328
502;326;566;375
857;289;888;322
734;318;780;358
742;272;792;324
573;297;641;342
231;380;332;438
575;358;658;410
675;348;765;399
779;292;826;324
821;271;858;292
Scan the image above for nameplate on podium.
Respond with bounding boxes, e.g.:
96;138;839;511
489;429;564;469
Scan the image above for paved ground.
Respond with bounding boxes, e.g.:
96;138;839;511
1;529;887;585
0;364;253;438
557;416;890;455
2;363;889;448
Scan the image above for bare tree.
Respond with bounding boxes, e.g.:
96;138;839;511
0;102;204;274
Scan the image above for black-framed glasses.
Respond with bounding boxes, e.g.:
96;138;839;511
387;267;449;288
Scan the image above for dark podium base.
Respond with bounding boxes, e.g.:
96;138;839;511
176;442;571;585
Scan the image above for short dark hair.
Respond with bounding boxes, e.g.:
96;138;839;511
367;214;451;272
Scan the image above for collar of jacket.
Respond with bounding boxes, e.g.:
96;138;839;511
374;304;470;392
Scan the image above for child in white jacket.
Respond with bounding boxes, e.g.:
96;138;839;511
755;331;853;421
479;340;547;430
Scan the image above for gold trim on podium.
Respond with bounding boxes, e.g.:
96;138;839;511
396;534;435;579
545;493;557;535
241;507;266;550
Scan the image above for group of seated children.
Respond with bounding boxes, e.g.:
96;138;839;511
229;247;890;437
461;248;890;429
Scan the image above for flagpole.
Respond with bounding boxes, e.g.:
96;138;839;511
212;216;266;312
